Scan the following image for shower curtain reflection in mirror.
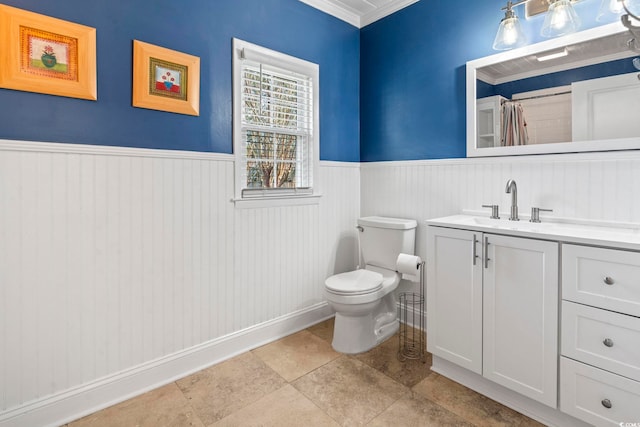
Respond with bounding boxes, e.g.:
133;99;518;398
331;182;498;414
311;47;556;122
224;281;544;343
501;101;529;146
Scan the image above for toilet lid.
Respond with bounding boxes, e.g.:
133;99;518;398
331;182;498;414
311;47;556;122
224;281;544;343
325;269;383;295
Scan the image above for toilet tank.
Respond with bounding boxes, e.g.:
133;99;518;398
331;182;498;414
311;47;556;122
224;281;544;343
357;216;417;270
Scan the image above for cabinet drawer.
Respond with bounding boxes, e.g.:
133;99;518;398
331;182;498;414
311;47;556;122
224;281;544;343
562;244;640;317
562;301;640;382
560;357;640;426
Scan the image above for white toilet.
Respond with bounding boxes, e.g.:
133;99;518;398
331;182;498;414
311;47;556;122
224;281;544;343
324;216;417;354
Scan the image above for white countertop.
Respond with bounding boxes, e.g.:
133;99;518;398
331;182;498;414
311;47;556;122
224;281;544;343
426;214;640;251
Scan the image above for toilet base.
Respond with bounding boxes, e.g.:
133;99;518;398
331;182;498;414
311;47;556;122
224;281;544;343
331;312;399;354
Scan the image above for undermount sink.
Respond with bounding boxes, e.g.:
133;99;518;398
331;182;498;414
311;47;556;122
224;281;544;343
469;217;556;232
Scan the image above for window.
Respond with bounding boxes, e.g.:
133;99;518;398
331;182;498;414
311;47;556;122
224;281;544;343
232;39;319;205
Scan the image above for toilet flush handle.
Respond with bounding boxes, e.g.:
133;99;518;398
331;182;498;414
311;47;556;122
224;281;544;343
356;225;364;269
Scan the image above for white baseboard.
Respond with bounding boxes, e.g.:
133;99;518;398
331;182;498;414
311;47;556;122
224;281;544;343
0;303;334;427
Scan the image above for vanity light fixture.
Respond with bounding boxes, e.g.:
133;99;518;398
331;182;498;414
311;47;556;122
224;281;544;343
540;0;581;38
625;0;640;15
620;0;640;52
494;0;581;50
493;1;527;50
601;0;640;18
597;0;626;21
536;47;569;61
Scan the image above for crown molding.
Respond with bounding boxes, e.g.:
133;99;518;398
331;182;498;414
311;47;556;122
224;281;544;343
360;0;419;27
299;0;361;27
299;0;419;28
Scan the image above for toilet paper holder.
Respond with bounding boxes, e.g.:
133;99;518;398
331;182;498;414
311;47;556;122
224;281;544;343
397;259;426;363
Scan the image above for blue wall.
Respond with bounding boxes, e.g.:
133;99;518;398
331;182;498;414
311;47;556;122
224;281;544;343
360;0;616;161
0;0;361;162
0;0;623;162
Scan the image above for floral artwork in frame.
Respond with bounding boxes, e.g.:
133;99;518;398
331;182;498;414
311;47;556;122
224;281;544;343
132;40;200;116
0;4;97;100
149;58;188;101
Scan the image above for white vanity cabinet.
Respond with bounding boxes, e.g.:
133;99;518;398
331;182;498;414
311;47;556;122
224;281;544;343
426;214;640;426
426;226;559;408
560;244;640;426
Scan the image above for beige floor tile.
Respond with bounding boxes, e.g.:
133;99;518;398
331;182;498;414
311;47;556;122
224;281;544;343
353;331;431;388
412;373;544;427
69;383;204;427
293;356;409;426
367;392;475;427
67;325;544;427
212;384;340;427
176;352;287;425
307;317;334;343
252;329;340;381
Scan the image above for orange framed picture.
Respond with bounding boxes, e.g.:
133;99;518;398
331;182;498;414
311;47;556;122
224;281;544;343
132;40;200;116
0;4;97;100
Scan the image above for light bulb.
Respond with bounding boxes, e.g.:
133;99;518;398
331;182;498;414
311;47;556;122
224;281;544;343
551;4;569;29
503;19;519;45
541;0;581;37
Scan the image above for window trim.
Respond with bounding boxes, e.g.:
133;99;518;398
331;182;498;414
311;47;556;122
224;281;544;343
232;38;320;208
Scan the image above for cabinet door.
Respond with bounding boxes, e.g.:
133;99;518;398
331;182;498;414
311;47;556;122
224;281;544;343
483;234;558;408
427;227;483;374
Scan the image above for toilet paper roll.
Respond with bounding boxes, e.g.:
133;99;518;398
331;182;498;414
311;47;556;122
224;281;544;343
396;253;422;282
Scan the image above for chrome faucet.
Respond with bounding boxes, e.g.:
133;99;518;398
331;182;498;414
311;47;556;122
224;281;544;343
505;179;519;221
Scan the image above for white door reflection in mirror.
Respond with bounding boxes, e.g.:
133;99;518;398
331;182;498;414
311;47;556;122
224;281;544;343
572;73;640;141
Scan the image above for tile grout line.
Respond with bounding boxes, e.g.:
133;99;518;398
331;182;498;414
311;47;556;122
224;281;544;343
173;379;208;427
64;319;542;427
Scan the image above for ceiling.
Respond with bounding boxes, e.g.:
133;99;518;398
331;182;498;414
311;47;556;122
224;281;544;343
477;30;636;85
299;0;419;28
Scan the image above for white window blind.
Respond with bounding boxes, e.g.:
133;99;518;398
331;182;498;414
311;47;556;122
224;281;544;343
234;40;318;200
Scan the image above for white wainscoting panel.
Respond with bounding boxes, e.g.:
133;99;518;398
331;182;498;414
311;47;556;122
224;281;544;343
10;138;638;425
0;140;360;426
361;151;640;268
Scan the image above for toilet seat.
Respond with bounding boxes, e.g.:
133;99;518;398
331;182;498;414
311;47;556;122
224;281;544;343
325;269;383;295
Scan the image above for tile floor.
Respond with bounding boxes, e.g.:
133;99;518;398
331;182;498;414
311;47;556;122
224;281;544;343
66;318;543;426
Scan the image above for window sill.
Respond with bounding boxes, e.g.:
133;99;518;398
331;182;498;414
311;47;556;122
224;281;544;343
231;194;322;209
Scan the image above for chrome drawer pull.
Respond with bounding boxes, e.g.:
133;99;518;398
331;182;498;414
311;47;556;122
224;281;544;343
603;338;614;348
484;237;490;269
473;234;478;266
603;276;615;285
601;398;612;409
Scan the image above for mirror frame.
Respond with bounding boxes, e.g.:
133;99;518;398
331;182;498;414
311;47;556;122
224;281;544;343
466;21;640;157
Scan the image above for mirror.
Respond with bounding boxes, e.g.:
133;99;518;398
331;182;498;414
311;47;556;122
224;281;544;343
467;22;640;157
